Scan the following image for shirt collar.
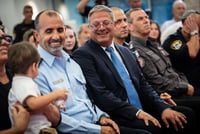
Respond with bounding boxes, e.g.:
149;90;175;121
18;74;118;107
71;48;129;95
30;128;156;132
37;45;71;67
101;42;115;51
131;36;148;47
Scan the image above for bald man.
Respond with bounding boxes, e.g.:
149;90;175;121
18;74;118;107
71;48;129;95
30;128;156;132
161;0;187;33
111;7;129;46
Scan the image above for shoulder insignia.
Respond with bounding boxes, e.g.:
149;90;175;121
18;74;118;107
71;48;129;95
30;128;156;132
170;40;182;50
134;50;140;58
138;57;145;68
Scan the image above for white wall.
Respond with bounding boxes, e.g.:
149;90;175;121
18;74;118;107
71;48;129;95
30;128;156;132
0;0;134;36
0;0;53;35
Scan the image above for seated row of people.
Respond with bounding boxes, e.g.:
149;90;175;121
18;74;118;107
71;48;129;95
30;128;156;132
0;4;199;134
72;5;197;134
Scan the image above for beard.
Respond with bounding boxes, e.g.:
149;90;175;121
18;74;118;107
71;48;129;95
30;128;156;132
47;39;63;56
48;45;63;56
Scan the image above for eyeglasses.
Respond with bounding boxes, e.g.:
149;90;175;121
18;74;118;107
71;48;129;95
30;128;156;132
0;35;13;44
89;20;113;30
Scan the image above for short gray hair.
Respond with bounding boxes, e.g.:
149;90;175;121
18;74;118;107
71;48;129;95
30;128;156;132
88;5;114;22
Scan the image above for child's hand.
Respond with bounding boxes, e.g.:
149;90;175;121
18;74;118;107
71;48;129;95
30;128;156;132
54;100;66;111
54;88;69;101
53;88;68;111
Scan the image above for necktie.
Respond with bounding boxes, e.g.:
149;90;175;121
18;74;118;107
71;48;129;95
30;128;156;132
106;46;142;109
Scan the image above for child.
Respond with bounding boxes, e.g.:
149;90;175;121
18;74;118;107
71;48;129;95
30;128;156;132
7;41;68;134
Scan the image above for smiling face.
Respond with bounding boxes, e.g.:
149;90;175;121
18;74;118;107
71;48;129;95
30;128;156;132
34;10;65;57
0;29;11;65
89;10;114;47
64;28;76;54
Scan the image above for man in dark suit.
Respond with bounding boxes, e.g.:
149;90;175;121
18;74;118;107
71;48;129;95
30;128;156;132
72;5;196;134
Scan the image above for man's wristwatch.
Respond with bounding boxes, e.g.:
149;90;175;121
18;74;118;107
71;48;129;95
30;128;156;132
190;30;198;36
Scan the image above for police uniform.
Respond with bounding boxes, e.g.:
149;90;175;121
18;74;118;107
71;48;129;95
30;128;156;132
129;36;188;97
129;36;200;128
163;28;200;95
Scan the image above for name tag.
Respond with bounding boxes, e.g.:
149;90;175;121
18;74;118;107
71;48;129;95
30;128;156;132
53;78;64;85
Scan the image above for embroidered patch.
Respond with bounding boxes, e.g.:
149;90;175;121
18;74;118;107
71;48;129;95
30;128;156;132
170;40;182;50
138;57;145;68
52;78;64;85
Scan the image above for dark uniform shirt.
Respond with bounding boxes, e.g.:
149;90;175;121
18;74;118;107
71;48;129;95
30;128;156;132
13;20;35;44
128;36;188;96
163;28;200;92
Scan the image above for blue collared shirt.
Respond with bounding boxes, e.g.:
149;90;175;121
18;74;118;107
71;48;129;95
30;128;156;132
34;46;105;133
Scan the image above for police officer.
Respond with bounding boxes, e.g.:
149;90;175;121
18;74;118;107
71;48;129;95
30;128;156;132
127;8;200;129
126;8;196;97
162;10;200;95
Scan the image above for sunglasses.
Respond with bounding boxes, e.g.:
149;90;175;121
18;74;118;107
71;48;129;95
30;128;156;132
0;35;13;44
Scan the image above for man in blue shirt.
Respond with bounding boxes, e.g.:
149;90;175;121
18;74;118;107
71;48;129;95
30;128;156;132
33;9;150;134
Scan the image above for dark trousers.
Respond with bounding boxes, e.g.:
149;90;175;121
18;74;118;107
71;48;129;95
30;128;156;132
119;126;151;134
174;96;200;129
57;126;151;134
112;106;196;134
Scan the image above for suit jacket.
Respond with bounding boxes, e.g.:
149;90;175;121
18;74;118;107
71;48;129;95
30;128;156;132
72;39;170;123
